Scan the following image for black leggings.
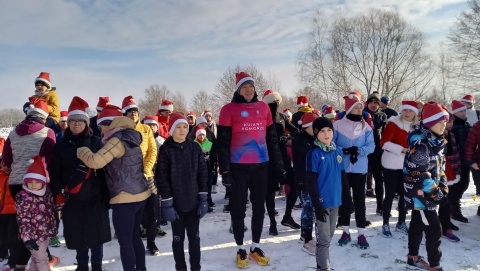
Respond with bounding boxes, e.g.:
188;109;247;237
171;210;201;270
230;163;268;245
141;194;158;243
368;150;384;210
382;169;406;225
409;210;442;267
448;165;470;212
338;173;367;229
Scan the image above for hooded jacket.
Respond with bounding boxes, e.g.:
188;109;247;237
156;137;208;212
380;115;412;170
2;118;56;185
135;122;157;177
217;91;284;173
76;116;150;204
292;131;315;191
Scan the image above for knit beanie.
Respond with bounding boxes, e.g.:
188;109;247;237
381;96;389;105
367;92;381;104
312;117;334;136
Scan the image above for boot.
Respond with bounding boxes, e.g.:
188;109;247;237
451;208;469;223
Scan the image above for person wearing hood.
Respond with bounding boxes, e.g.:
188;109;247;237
156;113;208;271
291;96;312;129
403;102;448;271
76;105;150;271
121;96;160;256
261;90;299;236
2;97;58;271
217;72;284;268
48;97;111;271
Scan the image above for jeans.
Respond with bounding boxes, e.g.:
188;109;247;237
299;191;314;243
315;208;338;271
171;210;201;270
112;201;147;271
382;169;406;225
409;210;442;267
230;163;268;245
76;244;103;267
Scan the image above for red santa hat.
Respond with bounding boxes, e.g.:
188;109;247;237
324;106;336;119
121;95;139;113
96;97;110;111
67;96;90;125
168;113;189;136
460;94;475;104
400;101;419;115
422;102;449;129
296;96;309;108
236;72;254;92
344;94;364;114
350;90;363;101
159;98;174;112
34;72;52;89
195;126;207;138
27;97;49;118
187;111;197;119
451;100;467;114
312;109;321;116
60;111;68;122
283;108;292;118
97;104;122;126
298;112;318;128
202;109;212;117
144;115;159;127
23;155;49;185
262;90;282;104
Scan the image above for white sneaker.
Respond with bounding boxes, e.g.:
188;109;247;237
212;185;217;194
302;240;316;256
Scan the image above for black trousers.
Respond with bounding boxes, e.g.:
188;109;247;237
409;209;442;267
472;168;480;195
207;172;214;205
230;163;268;245
171;210;201;270
9;185;31;266
0;214;19;267
368;150;384;210
265;167;297;223
448;165;470;212
141;194;158;243
382;169;406;225
438;198;452;234
338;173;367;228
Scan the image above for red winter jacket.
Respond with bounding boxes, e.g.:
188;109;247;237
465;121;480;167
0;170;15;214
156;114;170;140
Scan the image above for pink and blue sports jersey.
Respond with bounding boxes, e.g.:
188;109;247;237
219;101;273;164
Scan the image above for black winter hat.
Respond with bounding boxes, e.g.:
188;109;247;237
312;117;334;136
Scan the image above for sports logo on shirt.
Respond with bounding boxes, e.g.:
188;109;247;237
241;111;249;117
337;155;342;163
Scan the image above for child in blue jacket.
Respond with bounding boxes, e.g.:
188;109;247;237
306;117;343;271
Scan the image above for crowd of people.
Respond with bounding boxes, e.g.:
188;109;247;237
0;71;479;271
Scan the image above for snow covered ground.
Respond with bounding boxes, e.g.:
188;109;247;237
43;181;480;271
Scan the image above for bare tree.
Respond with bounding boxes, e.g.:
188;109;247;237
298;9;434;107
138;84;171;117
212;64;270;117
0;109;25;127
448;0;480;93
190;89;214;116
434;44;459;104
170;92;188;114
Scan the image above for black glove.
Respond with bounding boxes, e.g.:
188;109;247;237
222;172;233;188
342;146;359;155
24;240;39;251
350;153;359;164
278;169;287;185
314;202;329;223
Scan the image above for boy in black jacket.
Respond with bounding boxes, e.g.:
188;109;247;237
156;113;208;271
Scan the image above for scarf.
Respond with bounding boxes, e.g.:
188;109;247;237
346;114;362;122
314;139;337;152
101;127;124;144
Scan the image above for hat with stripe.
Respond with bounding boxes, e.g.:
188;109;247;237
60;111;68;122
262;90;282;104
144;115;159;127
23;155;49;186
27;97;49;118
298;112;318;128
282;108;292;118
159;98;174;112
68;96;90;125
236;72;254;92
401;101;419;115
168;112;189;136
451;100;467;114
121;96;139;113
323;105;336;119
97;105;122;126
422;102;449;129
296;96;309;108
460;94;475;104
34;72;52;89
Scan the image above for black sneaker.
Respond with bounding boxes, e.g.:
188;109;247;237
208;201;215;208
449;221;459;231
365;220;372;227
207;206;214;213
75;265;89;271
223;204;230;213
293;203;303;210
451;210;469;223
281;216;301;229
376;208;382;215
269;223;278;236
157;227;167;237
91;265;103;271
147;242;160;256
477;206;480;217
365;189;375;198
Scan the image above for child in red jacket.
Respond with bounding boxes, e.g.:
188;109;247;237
0;158;16;269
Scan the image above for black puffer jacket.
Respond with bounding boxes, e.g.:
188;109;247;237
156;137;208;212
292;131;315;191
49;130;111;249
451;117;471;165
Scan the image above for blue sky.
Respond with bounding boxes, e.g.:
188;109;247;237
0;0;468;110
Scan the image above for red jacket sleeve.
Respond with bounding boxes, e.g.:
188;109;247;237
465;122;480;165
